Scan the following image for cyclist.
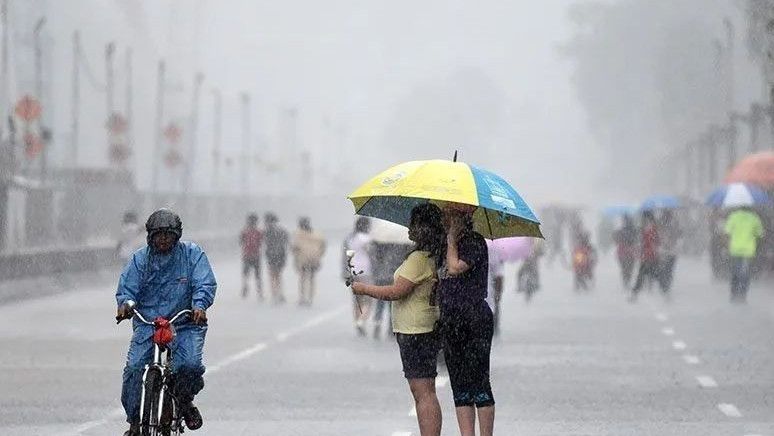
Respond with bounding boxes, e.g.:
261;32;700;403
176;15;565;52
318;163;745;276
115;208;217;436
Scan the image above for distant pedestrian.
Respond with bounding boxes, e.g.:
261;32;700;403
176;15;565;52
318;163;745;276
343;217;375;336
240;213;264;300
571;230;596;291
439;203;495;436
351;204;445;436
291;217;326;306
724;207;764;303
630;211;660;302
614;214;638;287
485;243;504;337
264;212;289;304
657;210;681;294
117;211;143;263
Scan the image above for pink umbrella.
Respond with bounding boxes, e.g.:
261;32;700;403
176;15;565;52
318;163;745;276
486;237;533;263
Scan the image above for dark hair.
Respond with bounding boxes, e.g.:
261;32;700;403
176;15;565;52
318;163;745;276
409;203;446;263
265;212;278;224
642;210;655;222
247;213;259;225
299;216;311;231
355;217;370;233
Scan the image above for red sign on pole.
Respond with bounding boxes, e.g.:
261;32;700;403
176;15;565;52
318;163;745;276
23;133;44;159
164;148;183;168
106;113;128;134
163;123;182;144
15;95;42;122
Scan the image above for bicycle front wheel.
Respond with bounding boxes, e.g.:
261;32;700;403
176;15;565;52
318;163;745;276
140;368;163;436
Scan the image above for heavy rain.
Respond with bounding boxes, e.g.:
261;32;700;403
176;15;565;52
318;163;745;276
0;1;772;435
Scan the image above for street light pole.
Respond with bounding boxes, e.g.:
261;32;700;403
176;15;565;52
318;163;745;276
105;42;115;167
70;31;81;169
33;17;46;180
125;48;133;174
184;72;203;196
240;92;251;196
151;60;165;194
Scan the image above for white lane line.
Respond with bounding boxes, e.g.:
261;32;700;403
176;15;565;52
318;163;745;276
62;305;347;435
655;312;668;322
672;340;687;350
435;375;449;388
208;342;267;373
696;375;718;388
717;403;743;418
661;327;675;336
682;354;700;365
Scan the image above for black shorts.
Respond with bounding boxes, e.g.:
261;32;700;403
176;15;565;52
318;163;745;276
396;331;440;379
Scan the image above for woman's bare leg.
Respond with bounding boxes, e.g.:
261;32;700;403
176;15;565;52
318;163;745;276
408;379;441;436
477;405;495;436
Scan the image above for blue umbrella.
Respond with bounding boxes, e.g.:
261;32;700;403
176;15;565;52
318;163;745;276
641;195;681;211
602;205;638;218
706;183;771;208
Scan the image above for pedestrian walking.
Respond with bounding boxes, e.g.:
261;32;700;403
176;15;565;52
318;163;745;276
724;207;764;303
630;210;660;302
571;230;596;291
351;204;445;436
240;213;264;300
657;210;681;294
264;212;289;304
291;217;326;306
438;203;495;436
343;217;375;336
613;214;638;287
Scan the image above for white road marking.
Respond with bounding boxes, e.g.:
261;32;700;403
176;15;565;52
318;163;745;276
696;375;718;388
655;312;668;322
435;375;449;388
682;354;700;365
661;327;675;336
61;305;347;435
717;403;742;418
408;405;417;416
672;340;687;350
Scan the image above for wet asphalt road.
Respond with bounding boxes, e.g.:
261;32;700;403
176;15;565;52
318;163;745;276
0;245;772;436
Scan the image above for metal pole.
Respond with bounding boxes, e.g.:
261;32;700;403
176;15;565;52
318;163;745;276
151;60;165;194
211;89;221;193
125;48;133;173
105;42;115;166
33;17;46;180
70;31;81;169
184;72;203;195
240;92;250;196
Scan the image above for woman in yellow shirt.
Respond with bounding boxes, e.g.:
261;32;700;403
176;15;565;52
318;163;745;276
351;203;445;436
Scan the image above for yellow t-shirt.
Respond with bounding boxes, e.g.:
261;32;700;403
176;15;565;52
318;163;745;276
391;251;439;334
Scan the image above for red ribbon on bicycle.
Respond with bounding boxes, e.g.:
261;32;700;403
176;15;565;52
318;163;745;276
153;317;175;346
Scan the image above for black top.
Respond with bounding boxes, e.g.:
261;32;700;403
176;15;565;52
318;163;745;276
439;230;489;312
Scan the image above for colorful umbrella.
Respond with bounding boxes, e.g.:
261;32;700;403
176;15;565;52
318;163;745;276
724;151;774;188
348;159;542;239
486;237;533;262
706;183;771;208
641;195;681;211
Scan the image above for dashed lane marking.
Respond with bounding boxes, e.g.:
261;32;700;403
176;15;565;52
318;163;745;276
696;375;718;388
672;340;687;350
62;305;347;435
682;354;700;365
717;403;742;418
661;327;675;336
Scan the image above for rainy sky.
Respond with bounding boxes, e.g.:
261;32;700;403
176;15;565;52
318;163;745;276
9;0;763;208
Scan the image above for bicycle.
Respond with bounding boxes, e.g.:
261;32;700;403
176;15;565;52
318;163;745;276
117;303;192;436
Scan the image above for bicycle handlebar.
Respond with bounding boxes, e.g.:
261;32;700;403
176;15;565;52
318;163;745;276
116;307;193;325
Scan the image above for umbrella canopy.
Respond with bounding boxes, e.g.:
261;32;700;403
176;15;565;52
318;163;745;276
641;195;681;211
706;183;771;208
348;159;542;239
724;151;774;188
602;205;638;218
486;237;533;262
